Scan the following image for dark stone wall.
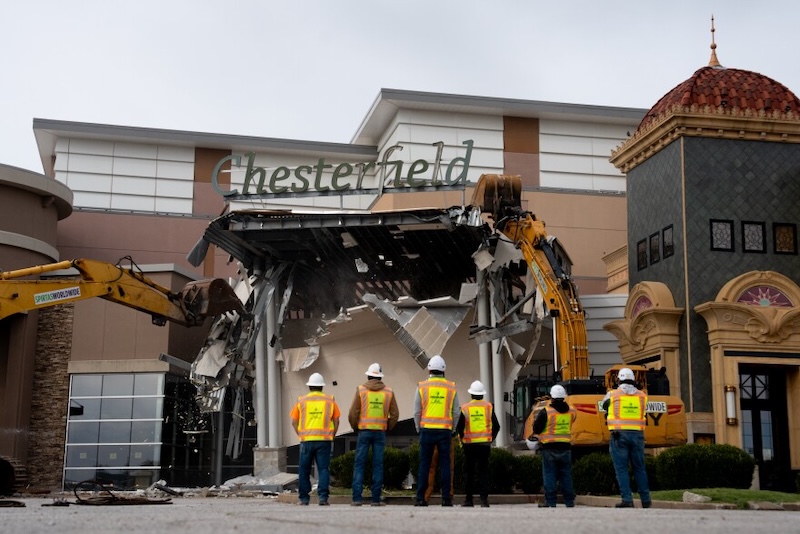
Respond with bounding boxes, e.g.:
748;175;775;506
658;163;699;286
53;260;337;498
26;305;73;490
628;136;800;412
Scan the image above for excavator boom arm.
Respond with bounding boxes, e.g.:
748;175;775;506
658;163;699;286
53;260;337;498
0;258;244;326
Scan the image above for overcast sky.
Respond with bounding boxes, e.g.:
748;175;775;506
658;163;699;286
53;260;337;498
2;1;798;174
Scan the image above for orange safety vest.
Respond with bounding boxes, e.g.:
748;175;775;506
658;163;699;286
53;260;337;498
538;405;576;444
418;377;457;430
606;389;647;431
357;385;394;431
460;400;493;444
296;391;337;441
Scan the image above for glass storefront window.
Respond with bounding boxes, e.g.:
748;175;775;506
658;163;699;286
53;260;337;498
100;397;133;419
131;420;161;443
98;421;131;443
134;374;164;396
103;374;134;396
68;421;99;444
71;374;103;396
132;397;163;419
65;372;208;490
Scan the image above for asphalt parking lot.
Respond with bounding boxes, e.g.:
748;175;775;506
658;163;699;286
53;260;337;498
3;495;800;534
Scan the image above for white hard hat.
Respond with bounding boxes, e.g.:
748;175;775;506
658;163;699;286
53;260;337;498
427;355;446;372
618;367;635;381
525;437;540;452
468;380;487;396
550;384;567;399
365;363;384;378
306;372;326;387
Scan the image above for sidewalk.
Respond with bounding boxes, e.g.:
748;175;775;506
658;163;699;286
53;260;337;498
274;492;747;509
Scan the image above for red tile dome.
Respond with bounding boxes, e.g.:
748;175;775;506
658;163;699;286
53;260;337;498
638;65;800;131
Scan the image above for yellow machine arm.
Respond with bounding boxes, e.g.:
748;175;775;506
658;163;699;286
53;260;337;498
471;174;589;380
0;258;244;327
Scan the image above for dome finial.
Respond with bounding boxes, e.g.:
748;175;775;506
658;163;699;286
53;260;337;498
709;15;721;67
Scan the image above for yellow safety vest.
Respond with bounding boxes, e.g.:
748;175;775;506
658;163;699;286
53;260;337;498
296;391;336;441
418;377;457;430
606;389;647;431
357;385;393;430
538;405;576;444
461;400;493;444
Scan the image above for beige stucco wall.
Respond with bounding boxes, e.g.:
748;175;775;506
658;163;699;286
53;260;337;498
279;308;490;446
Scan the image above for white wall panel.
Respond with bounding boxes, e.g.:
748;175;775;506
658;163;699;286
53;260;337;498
68;139;114;156
54;152;69;172
114;143;158;159
541;153;595;174
156;178;193;198
112;176;157;196
67;153;114;174
113;157;158;178
157;146;195;162
65;172;112;193
540;171;594;190
540;134;593;155
155;197;192;213
156;160;194;180
110;194;155;212
73;191;111;209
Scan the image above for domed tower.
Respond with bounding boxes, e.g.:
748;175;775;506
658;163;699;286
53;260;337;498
608;20;800;491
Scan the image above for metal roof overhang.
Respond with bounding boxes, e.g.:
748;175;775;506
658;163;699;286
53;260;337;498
195;208;488;317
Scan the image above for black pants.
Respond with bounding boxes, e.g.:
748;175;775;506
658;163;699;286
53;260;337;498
463;444;490;502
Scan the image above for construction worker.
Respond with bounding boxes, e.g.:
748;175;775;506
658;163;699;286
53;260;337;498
601;367;652;509
290;372;340;506
533;384;577;508
348;362;399;506
413;354;460;507
456;380;500;507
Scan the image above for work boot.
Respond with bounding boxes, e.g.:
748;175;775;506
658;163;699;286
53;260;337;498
480;499;489;508
442;500;453;507
414;500;428;507
642;501;652;509
615;501;634;508
461;500;474;507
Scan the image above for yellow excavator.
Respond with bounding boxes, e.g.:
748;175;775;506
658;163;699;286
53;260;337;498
0;257;243;326
0;257;245;495
471;174;686;450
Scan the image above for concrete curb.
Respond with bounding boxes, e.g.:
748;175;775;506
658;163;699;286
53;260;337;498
275;493;740;509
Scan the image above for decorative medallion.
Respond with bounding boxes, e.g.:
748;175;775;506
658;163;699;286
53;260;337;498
736;285;793;307
632;296;653;319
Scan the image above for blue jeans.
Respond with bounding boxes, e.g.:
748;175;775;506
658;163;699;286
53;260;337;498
541;448;575;506
416;428;452;503
609;431;650;504
352;430;386;503
298;440;332;503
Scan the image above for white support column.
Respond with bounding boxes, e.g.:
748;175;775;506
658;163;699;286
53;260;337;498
491;335;507;447
266;286;280;448
254;275;268;448
477;270;492;399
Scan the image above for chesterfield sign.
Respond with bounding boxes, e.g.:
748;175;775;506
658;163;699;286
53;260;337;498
211;140;473;200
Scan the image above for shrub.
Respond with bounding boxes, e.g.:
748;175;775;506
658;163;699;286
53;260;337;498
383;447;410;489
573;452;618;495
330;450;357;488
655;444;755;490
329;446;410;489
513;453;542;494
487;447;516;494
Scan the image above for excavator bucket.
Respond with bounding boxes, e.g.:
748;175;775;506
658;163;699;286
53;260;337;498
180;279;245;320
470;174;522;217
